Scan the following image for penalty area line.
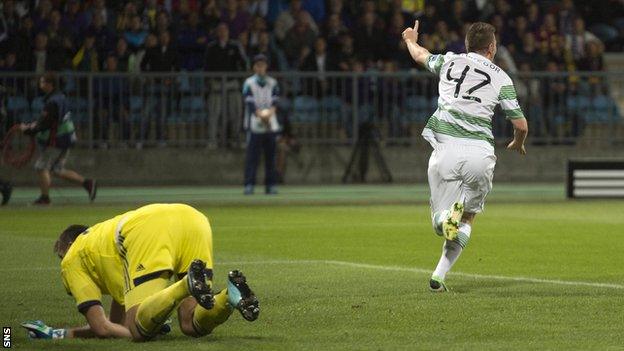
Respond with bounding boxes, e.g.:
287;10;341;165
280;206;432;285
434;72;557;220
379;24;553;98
220;259;624;290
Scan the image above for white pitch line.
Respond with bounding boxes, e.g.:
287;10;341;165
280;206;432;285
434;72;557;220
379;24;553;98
220;259;624;290
5;260;622;290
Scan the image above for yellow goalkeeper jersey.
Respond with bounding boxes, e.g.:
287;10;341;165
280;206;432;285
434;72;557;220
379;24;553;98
60;214;126;313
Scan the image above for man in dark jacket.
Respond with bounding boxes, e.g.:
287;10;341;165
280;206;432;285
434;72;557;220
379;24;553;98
205;23;247;146
20;72;97;205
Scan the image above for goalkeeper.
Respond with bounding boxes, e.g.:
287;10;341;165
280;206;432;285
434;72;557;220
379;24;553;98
22;203;259;341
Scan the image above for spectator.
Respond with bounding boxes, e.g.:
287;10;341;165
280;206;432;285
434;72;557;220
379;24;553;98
247;16;267;50
12;16;35;71
353;12;384;65
200;0;221;34
31;32;49;73
301;37;337;96
274;0;318;42
282;12;317;68
86;13;114;65
221;0;251;39
243;54;280;195
566;18;603;62
154;11;172;36
143;0;161;29
33;0;53;33
45;9;73;70
0;0;20;55
177;12;207;71
335;33;355;71
248;31;281;71
416;4;438;35
385;12;407;62
72;34;99;71
61;0;90;40
114;37;131;71
326;0;352;29
140;30;178;145
247;0;269;18
90;0;112;29
141;30;178;72
205;23;247;146
323;13;348;52
124;15;148;51
115;2;138;33
93;55;130;143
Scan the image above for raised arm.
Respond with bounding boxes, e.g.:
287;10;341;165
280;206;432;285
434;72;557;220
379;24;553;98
402;20;432;66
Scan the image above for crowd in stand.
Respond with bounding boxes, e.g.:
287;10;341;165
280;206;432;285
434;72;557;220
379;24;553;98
1;0;622;146
0;0;622;75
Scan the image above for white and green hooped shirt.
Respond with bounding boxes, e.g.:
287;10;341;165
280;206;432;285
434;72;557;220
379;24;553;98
422;52;525;152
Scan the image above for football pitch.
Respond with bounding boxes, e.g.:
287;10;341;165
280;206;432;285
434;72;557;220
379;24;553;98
1;184;623;350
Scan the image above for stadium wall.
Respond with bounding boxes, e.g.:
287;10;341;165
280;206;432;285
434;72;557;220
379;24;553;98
4;145;624;186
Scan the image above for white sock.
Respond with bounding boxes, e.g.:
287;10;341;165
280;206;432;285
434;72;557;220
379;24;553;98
432;223;472;280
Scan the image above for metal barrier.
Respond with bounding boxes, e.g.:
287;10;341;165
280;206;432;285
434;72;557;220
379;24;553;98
1;71;623;148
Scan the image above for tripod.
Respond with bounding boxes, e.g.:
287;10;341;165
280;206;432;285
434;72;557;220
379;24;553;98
342;122;392;183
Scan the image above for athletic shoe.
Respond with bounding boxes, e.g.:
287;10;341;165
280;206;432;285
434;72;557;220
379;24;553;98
33;195;51;205
442;202;464;241
244;185;254;195
265;186;278;195
187;259;214;310
1;182;12;206
227;270;260;321
429;276;448;293
83;179;97;202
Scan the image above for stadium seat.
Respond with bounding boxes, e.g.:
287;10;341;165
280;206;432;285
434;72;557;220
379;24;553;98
402;96;429;123
66;97;88;122
177;96;206;123
587;95;619;124
292;96;319;123
6;96;31;122
129;96;144;122
319;96;345;123
30;97;45;122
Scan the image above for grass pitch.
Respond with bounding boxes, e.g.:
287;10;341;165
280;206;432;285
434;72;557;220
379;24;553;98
1;185;623;350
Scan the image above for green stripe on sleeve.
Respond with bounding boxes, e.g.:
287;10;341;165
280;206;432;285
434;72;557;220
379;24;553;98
498;85;517;100
504;108;525;119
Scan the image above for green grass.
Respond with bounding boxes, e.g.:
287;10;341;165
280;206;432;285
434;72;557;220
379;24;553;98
1;185;623;350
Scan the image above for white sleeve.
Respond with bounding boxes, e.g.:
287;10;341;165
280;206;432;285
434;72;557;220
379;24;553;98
498;75;525;120
425;52;455;75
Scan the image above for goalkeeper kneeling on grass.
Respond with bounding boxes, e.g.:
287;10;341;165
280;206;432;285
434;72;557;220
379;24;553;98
19;72;96;205
22;203;260;341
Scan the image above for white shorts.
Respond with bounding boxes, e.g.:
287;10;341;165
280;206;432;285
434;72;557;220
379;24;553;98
427;143;496;215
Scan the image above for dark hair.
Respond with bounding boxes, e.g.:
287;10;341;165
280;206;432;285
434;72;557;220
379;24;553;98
465;22;496;53
54;224;88;257
41;71;58;89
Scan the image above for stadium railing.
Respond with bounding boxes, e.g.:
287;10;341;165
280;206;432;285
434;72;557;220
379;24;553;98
1;71;622;148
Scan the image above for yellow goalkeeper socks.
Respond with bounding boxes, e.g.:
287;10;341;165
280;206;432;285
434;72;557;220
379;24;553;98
135;277;190;338
192;289;233;336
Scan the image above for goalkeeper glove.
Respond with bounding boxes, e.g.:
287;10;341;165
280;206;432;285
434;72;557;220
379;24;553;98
21;320;67;339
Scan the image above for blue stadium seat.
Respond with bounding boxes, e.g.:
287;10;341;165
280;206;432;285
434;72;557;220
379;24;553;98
129;96;144;122
30;97;45;121
402;96;429;123
177;96;206;122
6;96;31;122
319;96;345;123
587;95;619;124
178;74;191;93
292;96;319;123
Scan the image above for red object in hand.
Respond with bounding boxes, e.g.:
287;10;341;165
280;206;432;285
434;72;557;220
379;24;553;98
2;124;35;169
